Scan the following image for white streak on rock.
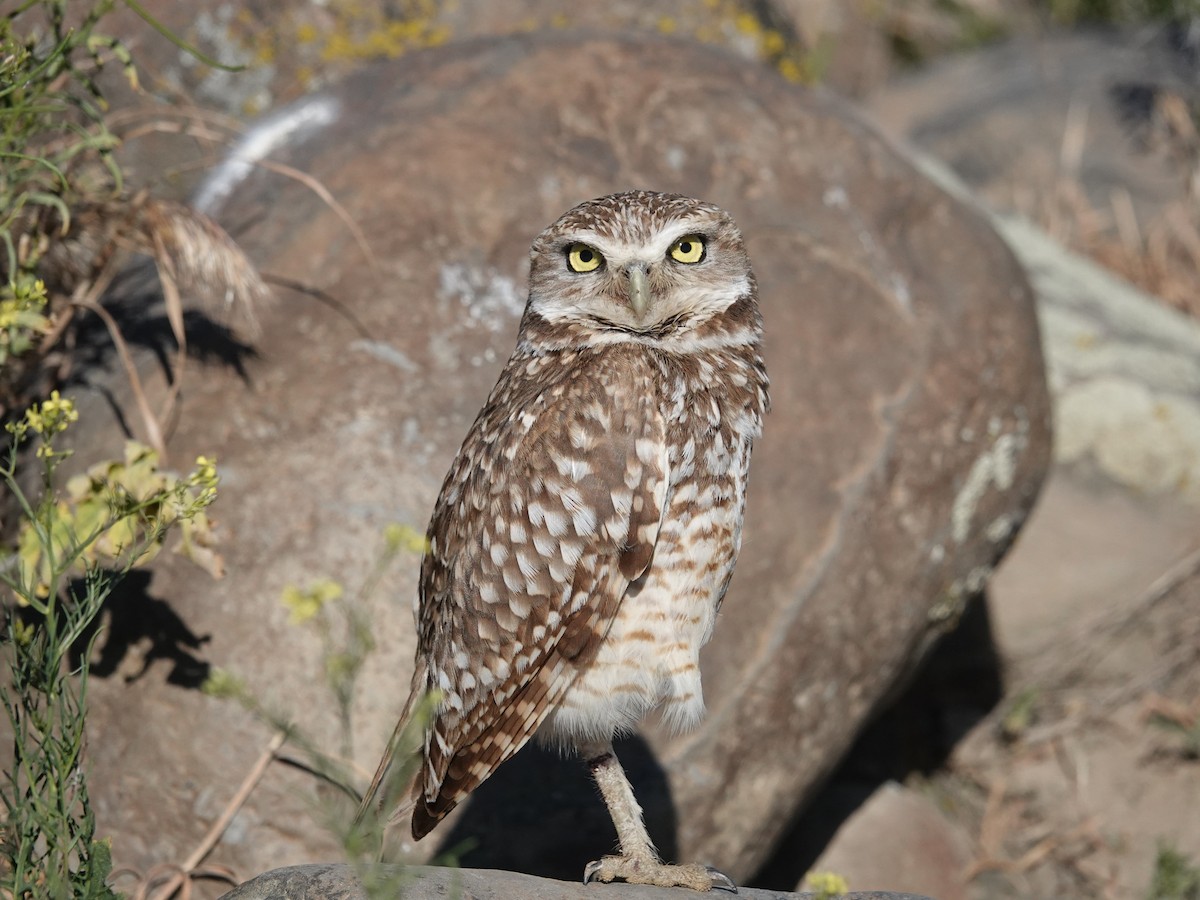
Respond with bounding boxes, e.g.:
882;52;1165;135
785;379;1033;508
951;431;1023;544
352;339;419;373
193;95;341;214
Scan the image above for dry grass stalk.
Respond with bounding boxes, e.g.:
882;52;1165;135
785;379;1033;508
1012;173;1200;321
17;192;273;460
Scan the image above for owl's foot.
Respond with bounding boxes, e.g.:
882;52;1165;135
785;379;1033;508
580;741;737;891
583;855;737;893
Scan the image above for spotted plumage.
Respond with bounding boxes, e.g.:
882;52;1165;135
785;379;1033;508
359;190;768;891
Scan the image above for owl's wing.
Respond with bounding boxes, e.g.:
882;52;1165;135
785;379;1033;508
411;370;668;838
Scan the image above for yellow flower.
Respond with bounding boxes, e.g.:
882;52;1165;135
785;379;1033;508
423;25;450;47
12;618;35;646
188;455;220;505
805;871;849;898
281;578;343;625
24;391;78;436
0;299;49;331
202;667;248;700
0;277;48;328
735;11;761;35
383;523;429;555
41;391;77;422
760;29;786;56
777;57;803;82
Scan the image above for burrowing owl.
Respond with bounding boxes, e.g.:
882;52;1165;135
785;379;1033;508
359;190;769;891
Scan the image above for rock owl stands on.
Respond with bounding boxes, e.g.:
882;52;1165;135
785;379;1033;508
359;190;769;891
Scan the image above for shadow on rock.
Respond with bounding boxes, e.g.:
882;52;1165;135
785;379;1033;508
754;590;1004;890
432;734;677;882
65;259;261;396
69;569;212;689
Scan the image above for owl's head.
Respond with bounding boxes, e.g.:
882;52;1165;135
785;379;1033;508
523;191;757;349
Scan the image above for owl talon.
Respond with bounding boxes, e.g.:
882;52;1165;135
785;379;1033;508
582;855;737;892
582;859;604;885
706;866;738;893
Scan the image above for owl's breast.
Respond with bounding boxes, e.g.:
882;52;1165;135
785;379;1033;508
539;391;756;747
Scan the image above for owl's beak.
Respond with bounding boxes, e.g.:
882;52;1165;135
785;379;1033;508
626;263;650;319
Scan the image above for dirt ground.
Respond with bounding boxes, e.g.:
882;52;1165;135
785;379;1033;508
958;474;1200;899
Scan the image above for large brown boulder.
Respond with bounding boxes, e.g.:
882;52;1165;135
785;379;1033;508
76;32;1049;892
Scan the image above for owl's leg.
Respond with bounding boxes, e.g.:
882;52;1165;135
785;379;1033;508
579;740;737;893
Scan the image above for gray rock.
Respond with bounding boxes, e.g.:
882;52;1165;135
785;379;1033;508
218;864;935;900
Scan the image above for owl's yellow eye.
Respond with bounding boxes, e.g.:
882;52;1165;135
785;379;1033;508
567;243;603;273
669;235;706;264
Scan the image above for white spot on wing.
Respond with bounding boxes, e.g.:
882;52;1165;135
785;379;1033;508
571;506;597;535
516;549;539;581
543;509;569;537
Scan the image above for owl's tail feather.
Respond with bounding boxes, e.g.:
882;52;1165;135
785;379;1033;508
353;667;429;832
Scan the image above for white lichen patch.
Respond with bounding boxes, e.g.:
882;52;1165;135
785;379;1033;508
984;512;1019;544
1056;378;1200;501
951;427;1026;544
927;589;965;625
438;263;525;333
889;273;913;312
468;348;500;368
792;686;814;713
822;185;848;209
964;565;992;594
181;9;274;116
939;564;995;617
